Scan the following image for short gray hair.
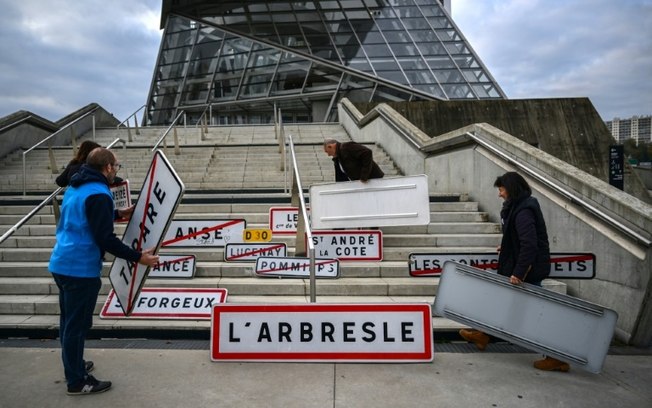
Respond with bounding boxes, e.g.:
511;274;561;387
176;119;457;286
323;139;338;147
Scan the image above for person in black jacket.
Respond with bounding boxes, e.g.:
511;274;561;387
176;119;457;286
323;139;384;182
55;141;101;187
459;172;569;372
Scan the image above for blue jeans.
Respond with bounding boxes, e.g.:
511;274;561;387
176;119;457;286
52;273;101;387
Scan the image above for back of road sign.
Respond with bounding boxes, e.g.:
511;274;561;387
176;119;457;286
309;175;430;229
433;262;617;373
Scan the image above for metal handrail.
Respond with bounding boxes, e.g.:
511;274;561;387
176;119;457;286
287;133;317;302
465;131;652;247
151;110;185;152
22;107;100;195
117;104;146;142
1;138;128;246
117;105;146;128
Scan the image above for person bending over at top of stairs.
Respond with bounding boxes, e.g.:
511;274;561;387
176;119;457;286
459;171;570;373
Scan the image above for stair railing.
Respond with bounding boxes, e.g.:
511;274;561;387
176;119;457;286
117;104;146;142
1;138;126;246
22;107;100;195
151;110;185;155
275;105;290;194
195;106;210;141
287;133;317;302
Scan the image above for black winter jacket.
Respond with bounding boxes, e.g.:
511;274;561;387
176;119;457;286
497;195;550;283
332;142;384;182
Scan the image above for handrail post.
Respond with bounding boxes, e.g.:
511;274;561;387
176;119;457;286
22;152;26;196
127;117;133;142
48;143;58;175
173;125;181;155
134;113;141;135
92;114;96;141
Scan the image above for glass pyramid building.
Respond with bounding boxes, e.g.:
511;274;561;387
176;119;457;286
146;0;505;125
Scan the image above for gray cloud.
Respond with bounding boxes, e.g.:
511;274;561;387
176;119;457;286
454;0;652;120
1;0;649;123
0;0;161;122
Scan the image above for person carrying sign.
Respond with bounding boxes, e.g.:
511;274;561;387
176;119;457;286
323;139;384;183
459;172;569;372
49;147;160;395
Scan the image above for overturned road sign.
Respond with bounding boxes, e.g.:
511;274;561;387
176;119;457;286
433;261;617;373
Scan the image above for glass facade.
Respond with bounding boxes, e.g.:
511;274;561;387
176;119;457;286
146;0;505;125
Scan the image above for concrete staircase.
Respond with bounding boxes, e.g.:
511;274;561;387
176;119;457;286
0;124;562;338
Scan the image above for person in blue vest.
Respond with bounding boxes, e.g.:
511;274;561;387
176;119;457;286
459;172;569;372
49;147;160;395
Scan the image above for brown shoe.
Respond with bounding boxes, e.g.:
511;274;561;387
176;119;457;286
533;356;570;372
459;329;490;351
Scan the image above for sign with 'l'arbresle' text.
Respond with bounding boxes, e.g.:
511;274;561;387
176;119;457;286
211;303;433;362
108;150;184;316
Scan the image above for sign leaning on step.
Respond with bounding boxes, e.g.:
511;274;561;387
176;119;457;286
100;288;227;319
254;256;339;278
108;150;184;316
211;303;433;362
148;254;196;278
161;219;246;247
308;230;382;261
224;243;287;262
409;252;596;279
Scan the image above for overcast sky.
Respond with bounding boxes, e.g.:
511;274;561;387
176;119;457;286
0;0;650;123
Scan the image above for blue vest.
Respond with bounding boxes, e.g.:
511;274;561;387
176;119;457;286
49;182;113;278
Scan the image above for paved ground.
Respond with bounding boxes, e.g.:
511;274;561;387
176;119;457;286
1;339;651;408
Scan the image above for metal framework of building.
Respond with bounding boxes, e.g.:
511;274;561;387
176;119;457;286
146;0;505;125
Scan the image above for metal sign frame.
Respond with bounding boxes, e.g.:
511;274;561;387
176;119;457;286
433;261;617;373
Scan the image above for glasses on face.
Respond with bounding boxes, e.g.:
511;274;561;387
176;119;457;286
112;162;122;171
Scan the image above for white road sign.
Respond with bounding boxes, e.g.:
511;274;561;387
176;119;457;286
108;150;184;315
269;207;309;234
161;219;246;247
110;180;131;223
309;175;430;229
224;243;287;262
254;256;339;278
409;252;596;279
148;254;196;278
211;304;433;362
309;230;382;261
100;288;227;319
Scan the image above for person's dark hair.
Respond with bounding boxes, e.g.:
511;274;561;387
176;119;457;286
493;172;531;200
86;147;115;172
71;141;101;164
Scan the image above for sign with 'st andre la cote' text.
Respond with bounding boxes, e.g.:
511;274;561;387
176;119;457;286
308;230;382;261
101;288;227;319
108;150;184;316
210;303;433;362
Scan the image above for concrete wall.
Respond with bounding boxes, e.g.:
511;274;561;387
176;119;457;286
339;99;652;347
0;104;120;159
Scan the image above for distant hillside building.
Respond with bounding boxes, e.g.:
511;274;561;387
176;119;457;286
146;0;504;125
606;115;652;144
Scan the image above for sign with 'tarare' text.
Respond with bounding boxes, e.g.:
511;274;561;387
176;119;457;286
211;303;433;362
100;288;227;319
108;150;184;316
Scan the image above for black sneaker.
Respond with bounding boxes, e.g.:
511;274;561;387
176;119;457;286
67;375;112;395
84;360;94;373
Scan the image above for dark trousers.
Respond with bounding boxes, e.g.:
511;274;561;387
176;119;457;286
52;273;101;387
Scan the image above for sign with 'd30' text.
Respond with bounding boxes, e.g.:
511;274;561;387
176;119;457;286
211;304;433;362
